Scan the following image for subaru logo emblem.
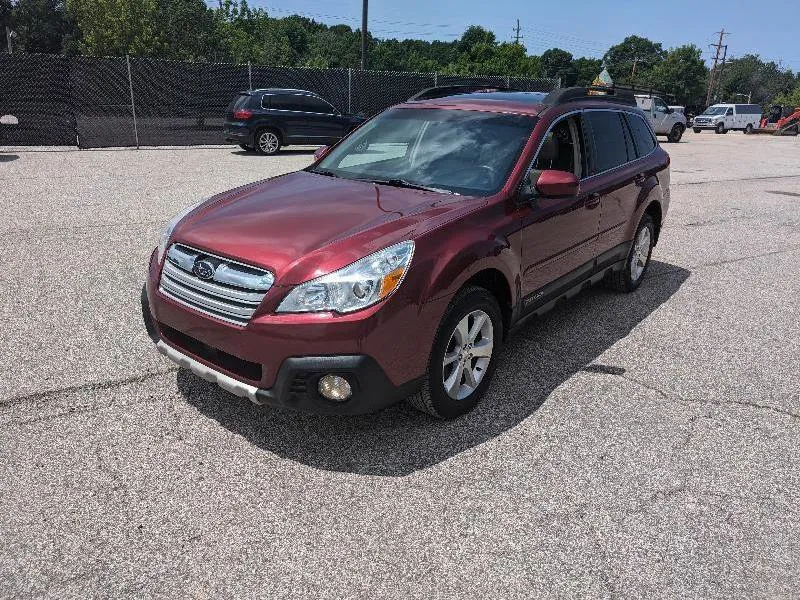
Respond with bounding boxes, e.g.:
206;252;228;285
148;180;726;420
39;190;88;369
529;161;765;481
192;259;215;280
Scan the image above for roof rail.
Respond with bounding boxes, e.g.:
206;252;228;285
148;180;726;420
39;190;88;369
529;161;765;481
408;85;519;101
542;86;637;107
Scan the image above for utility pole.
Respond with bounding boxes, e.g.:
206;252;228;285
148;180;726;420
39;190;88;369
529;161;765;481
5;25;10;53
714;44;728;102
360;0;368;70
513;19;523;45
706;28;730;106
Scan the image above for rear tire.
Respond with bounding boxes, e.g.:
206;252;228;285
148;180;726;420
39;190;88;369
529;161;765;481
407;286;503;419
605;214;655;293
255;129;281;155
667;124;684;143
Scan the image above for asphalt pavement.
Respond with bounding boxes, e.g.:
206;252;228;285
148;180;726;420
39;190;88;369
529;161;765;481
1;133;799;598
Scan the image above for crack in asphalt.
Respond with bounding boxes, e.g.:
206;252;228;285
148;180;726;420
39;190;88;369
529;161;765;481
620;373;799;420
0;368;178;409
673;173;800;186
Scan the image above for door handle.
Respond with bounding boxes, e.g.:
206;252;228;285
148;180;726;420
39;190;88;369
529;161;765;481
585;193;601;209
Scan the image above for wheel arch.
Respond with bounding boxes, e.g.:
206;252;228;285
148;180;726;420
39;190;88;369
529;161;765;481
253;123;285;146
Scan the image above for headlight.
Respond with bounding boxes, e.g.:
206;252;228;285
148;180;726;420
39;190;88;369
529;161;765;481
277;241;414;314
156;200;206;262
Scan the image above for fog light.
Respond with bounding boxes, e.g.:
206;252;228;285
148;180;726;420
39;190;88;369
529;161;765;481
318;375;352;402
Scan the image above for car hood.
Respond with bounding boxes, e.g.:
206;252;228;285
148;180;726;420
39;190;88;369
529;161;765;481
173;170;480;284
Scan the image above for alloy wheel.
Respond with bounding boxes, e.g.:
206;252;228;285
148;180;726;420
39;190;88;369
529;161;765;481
630;226;651;281
442;310;494;400
258;131;279;154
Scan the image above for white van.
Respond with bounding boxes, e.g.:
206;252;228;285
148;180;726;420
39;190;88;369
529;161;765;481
634;94;687;142
692;103;763;134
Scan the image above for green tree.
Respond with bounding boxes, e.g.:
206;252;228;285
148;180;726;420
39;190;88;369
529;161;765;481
10;0;74;54
647;45;708;105
541;48;576;84
66;0;160;56
773;84;800;109
573;57;602;86
603;35;664;86
715;54;796;106
153;0;214;61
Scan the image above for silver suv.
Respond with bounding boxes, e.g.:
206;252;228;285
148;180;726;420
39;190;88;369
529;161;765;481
635;95;686;142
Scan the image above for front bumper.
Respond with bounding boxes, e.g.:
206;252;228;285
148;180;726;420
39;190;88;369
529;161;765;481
142;249;441;414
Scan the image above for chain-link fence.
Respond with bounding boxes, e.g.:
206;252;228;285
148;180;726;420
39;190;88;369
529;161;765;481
0;53;559;148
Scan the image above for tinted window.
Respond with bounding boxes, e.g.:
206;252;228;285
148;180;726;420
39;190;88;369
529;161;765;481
619;113;636;161
585;110;629;174
294;95;335;113
625;113;656;157
271;94;301;111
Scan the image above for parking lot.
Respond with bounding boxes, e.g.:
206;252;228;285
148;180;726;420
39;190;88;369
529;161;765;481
1;132;799;598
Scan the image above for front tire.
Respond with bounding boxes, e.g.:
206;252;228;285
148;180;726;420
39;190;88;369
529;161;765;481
407;286;502;419
744;124;754;134
255;129;281;155
605;214;655;293
693;127;702;133
667;124;684;143
715;122;726;134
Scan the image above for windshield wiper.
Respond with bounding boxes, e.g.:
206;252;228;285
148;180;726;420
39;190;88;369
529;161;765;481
311;168;339;178
360;178;457;195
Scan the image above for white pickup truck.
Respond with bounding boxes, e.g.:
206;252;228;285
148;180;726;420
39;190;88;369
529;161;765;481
634;95;687;142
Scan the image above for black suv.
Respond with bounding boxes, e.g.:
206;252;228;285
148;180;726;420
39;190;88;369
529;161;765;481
224;88;365;155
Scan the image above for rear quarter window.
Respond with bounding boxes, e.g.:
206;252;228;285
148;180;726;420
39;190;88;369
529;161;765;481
624;113;657;157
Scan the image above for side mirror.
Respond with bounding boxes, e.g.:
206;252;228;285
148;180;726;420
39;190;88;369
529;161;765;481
313;145;330;161
535;169;579;198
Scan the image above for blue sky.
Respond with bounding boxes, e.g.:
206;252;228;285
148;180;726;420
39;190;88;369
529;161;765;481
244;0;798;70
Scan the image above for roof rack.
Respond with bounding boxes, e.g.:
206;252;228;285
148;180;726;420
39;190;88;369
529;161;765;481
542;86;637;107
408;85;519;101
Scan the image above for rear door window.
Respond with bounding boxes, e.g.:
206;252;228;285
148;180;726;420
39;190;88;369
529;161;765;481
293;95;335;114
584;110;629;174
271;94;301;111
625;113;657;157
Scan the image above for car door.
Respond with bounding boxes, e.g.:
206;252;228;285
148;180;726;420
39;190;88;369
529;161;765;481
584;109;644;258
652;96;670;133
268;93;308;143
291;95;346;144
724;106;734;129
518;113;601;299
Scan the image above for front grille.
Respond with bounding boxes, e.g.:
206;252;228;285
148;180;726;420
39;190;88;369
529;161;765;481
159;323;262;382
694;118;711;125
159;243;274;326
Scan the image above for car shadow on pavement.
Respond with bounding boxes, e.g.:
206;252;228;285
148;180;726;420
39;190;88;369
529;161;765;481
232;148;317;157
178;260;690;476
0;154;19;162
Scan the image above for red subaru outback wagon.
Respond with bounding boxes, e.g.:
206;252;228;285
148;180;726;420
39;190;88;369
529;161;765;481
142;86;670;418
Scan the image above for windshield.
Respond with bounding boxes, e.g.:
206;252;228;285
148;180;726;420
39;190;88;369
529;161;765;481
310;108;537;196
701;106;728;115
